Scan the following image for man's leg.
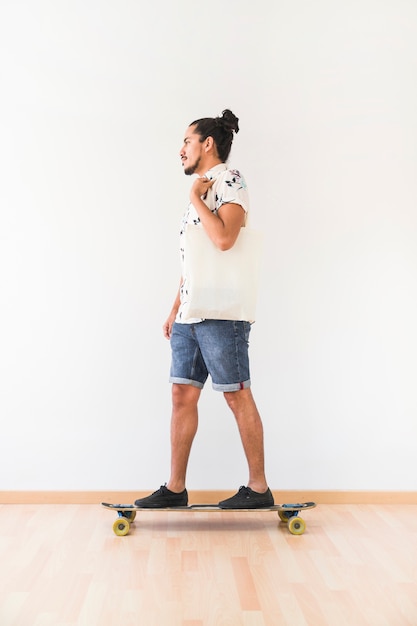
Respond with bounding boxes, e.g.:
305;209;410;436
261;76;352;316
134;383;200;507
223;387;268;493
167;383;201;493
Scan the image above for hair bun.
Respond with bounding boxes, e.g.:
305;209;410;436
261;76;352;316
218;109;239;134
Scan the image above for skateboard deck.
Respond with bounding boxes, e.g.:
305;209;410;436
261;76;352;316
102;501;316;536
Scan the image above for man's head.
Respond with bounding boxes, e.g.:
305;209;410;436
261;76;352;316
180;109;239;176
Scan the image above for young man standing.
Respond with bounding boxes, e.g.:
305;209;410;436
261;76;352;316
135;109;273;509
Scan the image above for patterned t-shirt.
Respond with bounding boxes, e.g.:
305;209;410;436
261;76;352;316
176;163;249;323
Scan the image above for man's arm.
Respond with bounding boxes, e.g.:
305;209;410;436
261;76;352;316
190;177;245;251
163;284;181;339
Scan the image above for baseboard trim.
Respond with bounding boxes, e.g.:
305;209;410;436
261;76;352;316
1;490;417;505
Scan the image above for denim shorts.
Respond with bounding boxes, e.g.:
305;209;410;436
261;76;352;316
169;320;252;392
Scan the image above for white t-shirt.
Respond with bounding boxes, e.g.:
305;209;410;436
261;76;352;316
176;163;249;324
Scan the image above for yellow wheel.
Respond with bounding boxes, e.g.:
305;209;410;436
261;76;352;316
288;516;306;535
124;510;136;522
113;517;130;536
278;510;289;522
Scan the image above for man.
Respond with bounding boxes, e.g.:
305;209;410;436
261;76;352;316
135;109;273;509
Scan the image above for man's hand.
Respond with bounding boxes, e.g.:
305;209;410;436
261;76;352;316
190;176;214;201
163;311;177;339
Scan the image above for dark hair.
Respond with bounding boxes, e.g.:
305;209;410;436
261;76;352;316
190;109;239;162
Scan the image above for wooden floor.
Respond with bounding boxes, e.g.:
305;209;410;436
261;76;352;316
0;504;416;625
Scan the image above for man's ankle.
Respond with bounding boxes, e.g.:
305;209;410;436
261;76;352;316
166;482;186;493
247;482;269;494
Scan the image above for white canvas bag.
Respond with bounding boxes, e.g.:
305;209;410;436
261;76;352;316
182;224;263;322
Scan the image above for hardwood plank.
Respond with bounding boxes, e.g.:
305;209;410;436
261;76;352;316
232;557;261;610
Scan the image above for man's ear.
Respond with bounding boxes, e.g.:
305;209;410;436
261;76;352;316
204;136;215;153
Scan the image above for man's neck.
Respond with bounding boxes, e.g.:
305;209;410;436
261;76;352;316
195;157;222;177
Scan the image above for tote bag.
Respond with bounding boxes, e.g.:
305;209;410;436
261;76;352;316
182;224;263;322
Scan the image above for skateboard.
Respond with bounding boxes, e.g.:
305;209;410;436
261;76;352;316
102;501;316;536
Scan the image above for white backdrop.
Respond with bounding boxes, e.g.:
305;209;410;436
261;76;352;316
1;0;416;492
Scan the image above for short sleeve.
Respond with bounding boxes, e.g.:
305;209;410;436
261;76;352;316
213;169;249;213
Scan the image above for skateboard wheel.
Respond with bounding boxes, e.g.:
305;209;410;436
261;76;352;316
113;517;130;536
278;510;290;522
288;516;306;535
123;510;136;522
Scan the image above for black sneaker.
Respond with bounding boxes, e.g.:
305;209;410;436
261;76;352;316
134;485;188;508
218;486;274;509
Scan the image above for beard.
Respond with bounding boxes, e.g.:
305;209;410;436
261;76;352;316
184;155;201;176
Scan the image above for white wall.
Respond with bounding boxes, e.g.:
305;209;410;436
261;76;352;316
1;0;416;492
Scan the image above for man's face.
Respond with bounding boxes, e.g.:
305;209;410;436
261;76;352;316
180;125;204;176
